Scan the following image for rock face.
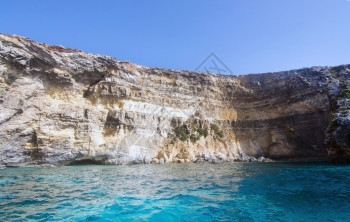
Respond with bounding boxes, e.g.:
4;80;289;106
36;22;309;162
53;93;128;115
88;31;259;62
325;67;350;163
0;34;349;166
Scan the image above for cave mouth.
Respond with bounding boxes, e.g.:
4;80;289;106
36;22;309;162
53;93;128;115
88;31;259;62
68;159;105;165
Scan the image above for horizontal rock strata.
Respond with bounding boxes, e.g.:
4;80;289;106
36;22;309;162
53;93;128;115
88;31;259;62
0;34;349;166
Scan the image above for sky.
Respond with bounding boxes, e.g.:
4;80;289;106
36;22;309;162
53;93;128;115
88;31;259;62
1;0;350;75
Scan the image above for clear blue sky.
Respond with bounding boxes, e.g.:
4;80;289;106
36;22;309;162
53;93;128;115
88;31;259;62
1;0;350;74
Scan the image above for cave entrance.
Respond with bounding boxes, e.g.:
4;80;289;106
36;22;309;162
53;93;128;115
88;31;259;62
68;159;104;165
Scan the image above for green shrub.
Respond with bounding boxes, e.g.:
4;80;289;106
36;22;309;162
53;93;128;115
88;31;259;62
197;127;208;138
217;131;224;138
338;86;350;99
175;125;189;141
170;136;178;145
210;124;219;132
190;134;199;143
210;123;224;138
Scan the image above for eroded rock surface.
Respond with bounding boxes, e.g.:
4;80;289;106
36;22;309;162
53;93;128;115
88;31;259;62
0;34;349;165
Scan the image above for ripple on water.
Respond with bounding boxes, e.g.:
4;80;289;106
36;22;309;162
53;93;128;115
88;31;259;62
0;163;350;221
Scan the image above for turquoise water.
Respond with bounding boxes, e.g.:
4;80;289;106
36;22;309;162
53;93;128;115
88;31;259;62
0;162;350;222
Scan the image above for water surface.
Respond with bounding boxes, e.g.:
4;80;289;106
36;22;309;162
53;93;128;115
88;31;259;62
1;162;349;221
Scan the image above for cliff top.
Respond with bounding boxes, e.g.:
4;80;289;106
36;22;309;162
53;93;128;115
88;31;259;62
1;33;348;80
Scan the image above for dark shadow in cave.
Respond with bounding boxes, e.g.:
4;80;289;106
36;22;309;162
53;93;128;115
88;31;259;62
68;159;104;165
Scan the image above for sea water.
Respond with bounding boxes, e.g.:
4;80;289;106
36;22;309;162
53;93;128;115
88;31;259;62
0;162;349;221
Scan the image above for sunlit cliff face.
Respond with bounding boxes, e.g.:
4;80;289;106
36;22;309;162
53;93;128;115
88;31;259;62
0;34;349;166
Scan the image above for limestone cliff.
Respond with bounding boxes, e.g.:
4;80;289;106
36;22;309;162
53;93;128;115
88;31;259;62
0;34;348;166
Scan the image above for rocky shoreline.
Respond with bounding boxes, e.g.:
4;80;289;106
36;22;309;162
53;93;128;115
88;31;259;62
2;153;275;167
